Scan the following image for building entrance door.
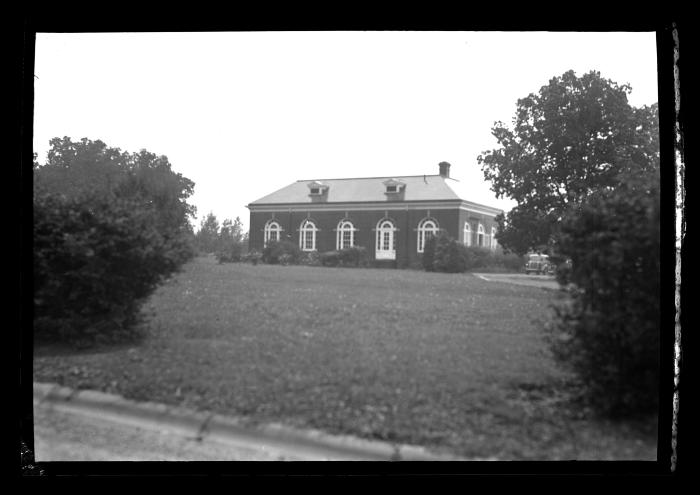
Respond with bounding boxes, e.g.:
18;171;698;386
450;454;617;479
375;220;396;260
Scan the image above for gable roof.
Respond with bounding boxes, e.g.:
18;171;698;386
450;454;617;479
250;175;455;203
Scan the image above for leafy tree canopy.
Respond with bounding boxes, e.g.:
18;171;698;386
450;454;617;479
478;70;659;255
34;137;197;237
220;216;245;244
195;212;221;253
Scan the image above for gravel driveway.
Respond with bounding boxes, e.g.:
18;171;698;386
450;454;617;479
471;273;560;290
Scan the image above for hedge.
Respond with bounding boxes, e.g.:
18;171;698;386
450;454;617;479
33;191;191;347
546;176;660;416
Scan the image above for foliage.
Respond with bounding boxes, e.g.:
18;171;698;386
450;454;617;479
195;212;221;254
34;137;197;264
423;235;524;274
214;216;246;263
219;217;245;244
33;137;197;346
243;251;263;265
545;172;660;416
215;242;244;264
431;233;468;273
33;191;182;346
478;70;659;255
319;251;341;267
464;247;525;273
320;246;369;267
262;239;302;265
299;250;321;266
421;235;437;271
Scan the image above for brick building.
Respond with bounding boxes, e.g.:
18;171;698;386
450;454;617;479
246;162;503;267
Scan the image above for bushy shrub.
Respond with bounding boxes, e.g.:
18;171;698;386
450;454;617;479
261;240;302;265
214;241;244;263
33;191;185;347
431;234;468;273
299;250;321;266
554;259;573;285
338;246;369;267
320;250;341;267
243;251;262;265
463;247;524;273
316;247;370;268
422;235;437;271
545;176;660;416
464;246;491;270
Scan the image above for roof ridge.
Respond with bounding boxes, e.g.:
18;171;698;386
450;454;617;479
296;174;444;182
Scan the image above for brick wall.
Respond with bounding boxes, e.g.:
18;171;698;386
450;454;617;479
458;209;499;248
249;206;497;266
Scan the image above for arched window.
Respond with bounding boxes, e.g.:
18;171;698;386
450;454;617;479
491;226;498;250
264;220;282;247
299;219;318;251
477;223;485;247
375;219;396;260
336;220;355;250
463;222;472;247
417;218;439;253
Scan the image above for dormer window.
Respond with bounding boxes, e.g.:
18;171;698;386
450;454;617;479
382;178;405;196
307;181;328;197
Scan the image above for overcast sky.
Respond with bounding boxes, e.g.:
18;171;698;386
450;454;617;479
33;31;658;232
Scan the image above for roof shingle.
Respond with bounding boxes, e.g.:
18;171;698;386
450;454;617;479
248;175;465;205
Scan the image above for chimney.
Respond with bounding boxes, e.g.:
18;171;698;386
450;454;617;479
438;161;451;178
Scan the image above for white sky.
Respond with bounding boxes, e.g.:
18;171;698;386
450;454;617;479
33;31;658;232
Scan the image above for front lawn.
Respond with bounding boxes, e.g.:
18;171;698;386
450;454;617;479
34;256;657;460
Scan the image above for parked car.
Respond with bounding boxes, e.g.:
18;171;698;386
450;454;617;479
524;253;555;275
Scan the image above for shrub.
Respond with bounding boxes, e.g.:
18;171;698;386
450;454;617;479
243;251;262;265
464;246;491;270
545;176;660;416
431;233;468;273
317;247;369;268
299;250;321;266
214;241;244;263
320;250;341;267
261;240;302;265
33;191;185;347
421;235;437;271
338;246;369;267
462;247;524;273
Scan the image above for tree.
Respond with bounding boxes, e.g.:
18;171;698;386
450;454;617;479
215;216;246;263
33;137;198;346
35;137;197;265
219;217;244;245
477;70;659;255
195;212;220;253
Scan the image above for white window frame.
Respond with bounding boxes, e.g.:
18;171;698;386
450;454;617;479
299;219;318;252
477;223;485;247
463;222;472;247
375;219;396;260
264;220;282;247
491;226;498;250
417;218;439;253
336;220;355;250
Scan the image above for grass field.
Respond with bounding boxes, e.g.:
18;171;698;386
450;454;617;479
34;256;657;460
